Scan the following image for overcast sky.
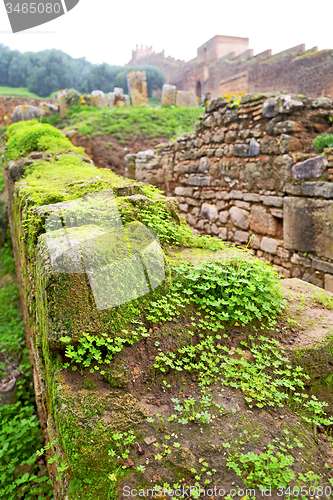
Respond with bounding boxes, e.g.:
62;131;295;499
0;0;333;66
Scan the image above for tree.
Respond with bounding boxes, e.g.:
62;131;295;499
0;44;14;86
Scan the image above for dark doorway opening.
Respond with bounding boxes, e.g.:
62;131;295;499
196;80;202;97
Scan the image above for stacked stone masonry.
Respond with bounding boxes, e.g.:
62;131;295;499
130;93;333;292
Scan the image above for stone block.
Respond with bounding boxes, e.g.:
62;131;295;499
216;149;223;158
260;195;283;208
235;200;250;210
176;91;198;108
325;274;333;293
213;131;224;143
216;200;226;211
284;197;333;259
229;206;249;230
194;138;203;148
275;95;303;113
234;230;249;243
279;134;302;154
250;234;262;249
248;138;260;157
199;157;210;173
127;71;148;106
219;210;229;223
292;155;328;180
290;253;311;267
225;130;237;143
175;187;185;196
250;205;277;236
273;121;306;135
203;132;211;144
262;97;277;118
40;102;59;117
284;183;302;195
89;90;108;108
233;144;249;157
260;237;279;254
229;190;243;199
188;175;211;187
216;191;230;200
312;97;333;109
200;203;218;221
218;227;227;240
243;193;260;202
186;213;197;226
312;258;333;275
260;136;279;154
179;204;189;212
270;208;283;218
11;104;42;123
301;182;333;199
161;84;176;106
303;271;324;288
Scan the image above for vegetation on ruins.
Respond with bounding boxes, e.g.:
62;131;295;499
0;165;53;498
41;103;204;141
0;44;165;97
313;133;333;152
3;118;333;500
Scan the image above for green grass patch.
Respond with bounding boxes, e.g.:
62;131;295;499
0;86;45;99
61;103;204;140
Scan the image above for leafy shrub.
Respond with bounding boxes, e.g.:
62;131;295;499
5;122;73;160
312;133;333;152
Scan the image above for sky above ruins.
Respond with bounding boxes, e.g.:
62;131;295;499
0;0;332;65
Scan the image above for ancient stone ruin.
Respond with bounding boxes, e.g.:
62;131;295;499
127;70;149;106
129;92;333;292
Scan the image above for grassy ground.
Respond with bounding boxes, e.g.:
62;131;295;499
58;103;204;141
0;86;45;99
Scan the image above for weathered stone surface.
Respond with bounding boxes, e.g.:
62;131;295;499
176;91;198;108
273;121;306;135
248;138;260;157
127;71;148;106
235;200;250;210
284;183;301;195
229;206;249;230
216;149;223;158
250;234;262;249
203;132;211;144
270;208;283;218
260;195;283;208
198;157;210;173
188;175;211;187
280;134;302;154
302;271;323;288
284;197;333;259
291;253;311;267
301;182;333;199
218;227;227;239
11;104;42;123
89;90;108;108
261;237;279;254
262;97;277;118
312;258;333;275
234;230;249;243
40;102;59;116
325;274;333;292
219;210;229;223
243;193;260;202
161;84;176;106
292;155;328;180
200;203;217;221
275;95;303;113
194;137;203;148
213;131;224;143
260;136;279;154
312;97;333;109
233;144;249;157
225;130;237;143
250;205;277;236
229;190;243;199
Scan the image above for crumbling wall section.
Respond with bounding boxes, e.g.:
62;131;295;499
131;92;333;291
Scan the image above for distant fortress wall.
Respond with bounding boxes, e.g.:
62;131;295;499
128;36;333;99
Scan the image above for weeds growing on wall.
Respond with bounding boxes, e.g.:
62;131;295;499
312;133;333;152
0;155;53;499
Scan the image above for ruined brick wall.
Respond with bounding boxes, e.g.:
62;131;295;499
0;96;55;125
130;92;333;292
